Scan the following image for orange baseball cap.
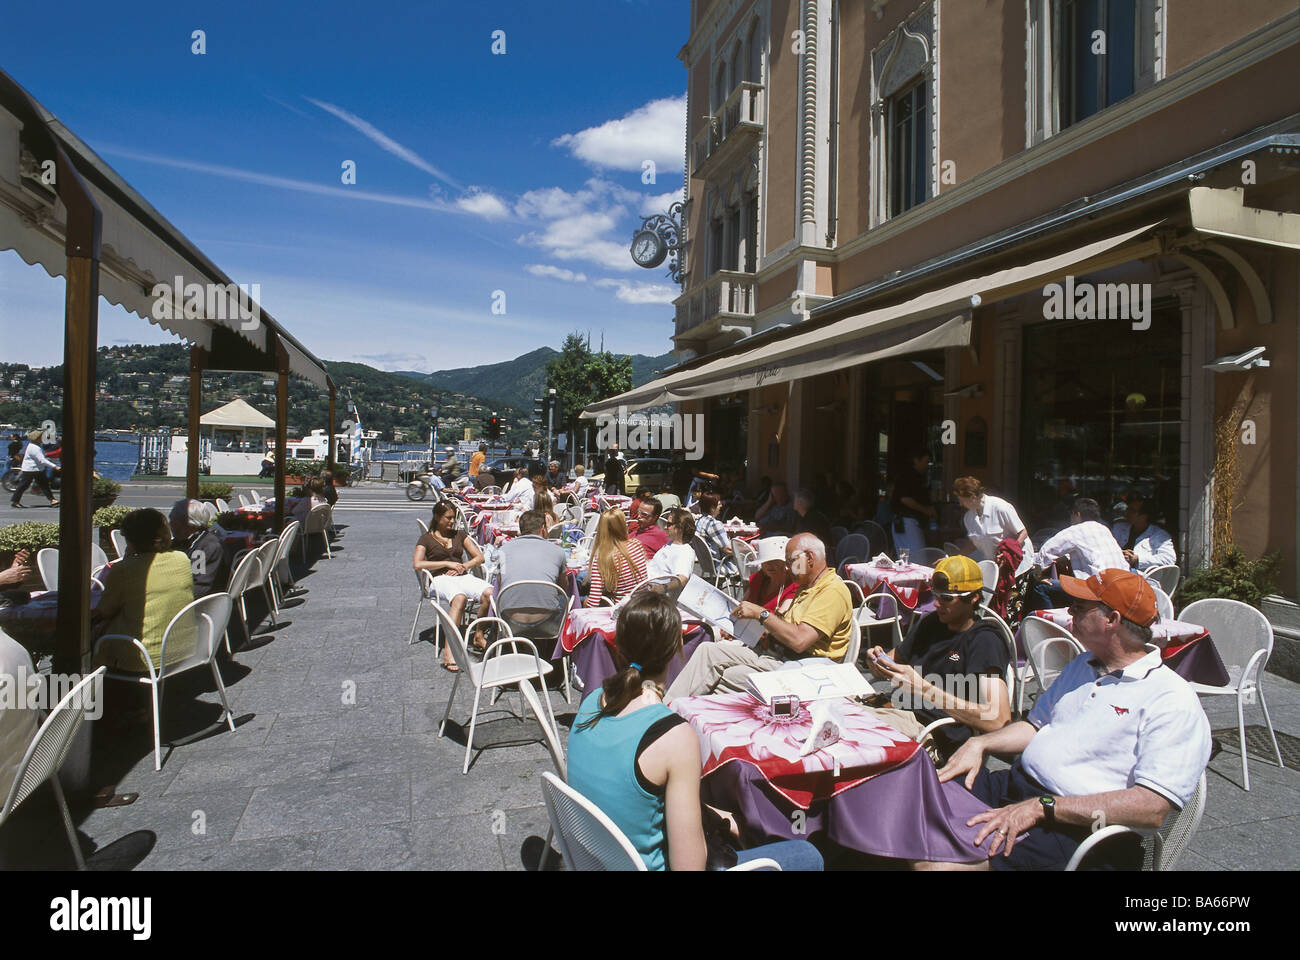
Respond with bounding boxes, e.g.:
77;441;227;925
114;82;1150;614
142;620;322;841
1059;568;1158;626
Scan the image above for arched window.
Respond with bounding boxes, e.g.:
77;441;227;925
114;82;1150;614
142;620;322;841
746;20;762;84
713;61;728;112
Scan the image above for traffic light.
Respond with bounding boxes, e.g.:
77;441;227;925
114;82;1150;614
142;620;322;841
487;414;501;439
532;396;548;423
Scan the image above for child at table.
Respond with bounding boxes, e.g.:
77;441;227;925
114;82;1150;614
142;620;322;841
567;591;823;871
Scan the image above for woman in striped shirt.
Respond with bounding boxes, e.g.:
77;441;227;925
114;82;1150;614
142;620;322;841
584;509;649;607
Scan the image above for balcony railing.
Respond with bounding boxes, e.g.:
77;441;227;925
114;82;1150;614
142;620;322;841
692;82;764;178
674;269;757;340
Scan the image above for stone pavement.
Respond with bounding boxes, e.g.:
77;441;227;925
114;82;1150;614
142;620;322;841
1;482;1297;870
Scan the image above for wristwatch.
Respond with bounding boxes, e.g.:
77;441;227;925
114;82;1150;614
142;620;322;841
1039;795;1056;825
759;609;770;624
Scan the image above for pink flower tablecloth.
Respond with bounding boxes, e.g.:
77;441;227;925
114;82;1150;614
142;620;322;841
845;561;935;609
672;692;921;809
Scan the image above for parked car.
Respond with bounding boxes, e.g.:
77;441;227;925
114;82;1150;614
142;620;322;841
590;456;674;493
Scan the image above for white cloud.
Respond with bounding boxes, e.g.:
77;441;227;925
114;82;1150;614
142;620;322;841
525;264;588;283
640;187;685;216
456;188;511;221
595;278;678;305
553;96;686;174
305;97;462;188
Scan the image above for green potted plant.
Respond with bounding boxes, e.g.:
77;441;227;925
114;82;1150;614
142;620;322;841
1178;547;1282;609
282;457;316;485
0;521;62;588
197;481;234;502
90;475;122;508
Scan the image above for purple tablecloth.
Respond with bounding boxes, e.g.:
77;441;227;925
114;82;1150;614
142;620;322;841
553;624;712;692
701;748;993;863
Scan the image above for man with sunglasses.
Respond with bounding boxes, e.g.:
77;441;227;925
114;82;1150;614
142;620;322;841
665;534;853;699
934;569;1210;870
864;556;1011;760
632;497;670;559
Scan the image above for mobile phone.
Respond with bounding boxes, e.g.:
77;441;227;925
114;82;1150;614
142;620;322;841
872;652;897;669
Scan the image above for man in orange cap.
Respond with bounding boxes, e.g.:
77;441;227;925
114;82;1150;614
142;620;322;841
935;568;1210;870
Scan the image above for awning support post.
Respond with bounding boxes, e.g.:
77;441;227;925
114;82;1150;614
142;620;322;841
274;337;289;535
186;346;207;499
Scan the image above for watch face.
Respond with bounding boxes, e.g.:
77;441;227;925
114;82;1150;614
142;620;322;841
630;229;667;268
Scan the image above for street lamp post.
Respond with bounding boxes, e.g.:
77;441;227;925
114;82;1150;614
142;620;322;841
546;387;556;463
428;404;440;468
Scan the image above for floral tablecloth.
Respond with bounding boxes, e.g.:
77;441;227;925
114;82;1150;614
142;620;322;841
845;561;935;610
671;692;921;809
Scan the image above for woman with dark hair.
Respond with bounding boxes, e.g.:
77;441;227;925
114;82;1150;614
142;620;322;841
567;592;823;871
93;508;196;671
953;476;1031;557
292;476;330;525
693;492;736;576
414;500;493;671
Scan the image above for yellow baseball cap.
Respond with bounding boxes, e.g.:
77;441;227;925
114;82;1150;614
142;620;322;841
932;555;983;593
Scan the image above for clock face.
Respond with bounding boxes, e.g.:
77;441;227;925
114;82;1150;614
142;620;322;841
630;229;667;269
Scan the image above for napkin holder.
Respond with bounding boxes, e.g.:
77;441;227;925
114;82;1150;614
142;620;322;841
870;553;896;568
798;700;844;756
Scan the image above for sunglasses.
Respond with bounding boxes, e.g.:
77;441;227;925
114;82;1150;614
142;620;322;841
934;591;970;603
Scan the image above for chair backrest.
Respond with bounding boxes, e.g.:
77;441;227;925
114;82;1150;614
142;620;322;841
1150;772;1207;870
249;489;264;502
214;498;231;514
481;485;502;495
856;521;888;558
546;523;566;542
2;666;107;819
237;494;252;509
830;526;849;550
89;542;109;570
843;577;865;609
416;517;429;535
915;546;946;567
1020;615;1084;696
836;534;870;563
36;548;58;591
495;579;572;641
1151;584;1174;621
689;536;716;580
583;514;601;538
304;502;331;534
731;538;759;581
979;559;1000;597
428;600;484;674
158;592;233;679
109;528;127;560
273;521;300;571
843;615;862;665
1177;598;1273;688
463;534;487;580
977;603;1018;705
1145;564;1180;597
540;771;647;871
225;548;261;600
858;592;904;649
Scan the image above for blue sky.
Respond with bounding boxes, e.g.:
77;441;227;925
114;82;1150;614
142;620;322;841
0;0;687;371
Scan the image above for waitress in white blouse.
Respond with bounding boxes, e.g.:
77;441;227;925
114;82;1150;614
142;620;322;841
953;477;1032;558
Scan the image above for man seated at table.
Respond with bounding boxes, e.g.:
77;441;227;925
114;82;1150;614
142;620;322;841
864;556;1011;761
629;486;654;517
547;460;563;488
502;465;546;511
1111;499;1176;573
1025;498;1126;612
633;496;670;559
934;569;1210;870
494;509;569;645
503;466;530;497
169;498;230;598
473;468;497;491
665;534;852;700
755;481;797;536
792;487;833;547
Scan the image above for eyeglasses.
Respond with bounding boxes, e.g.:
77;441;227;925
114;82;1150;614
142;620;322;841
934;591;967;603
1067;600;1105;617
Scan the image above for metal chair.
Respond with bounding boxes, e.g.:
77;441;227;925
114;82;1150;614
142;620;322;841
857;592;905;653
109;528;127;560
494;579;575;703
979;559;1000;603
434;606;563;775
1151;584;1175;621
1179;598;1284;790
914;546;946;567
416;518;429;535
730;537;759;599
1018;615;1084;715
1145;564;1180;598
249;489;265;503
977;603;1020;716
843;577;865;609
689;535;724;590
540;771;779;872
836;534;870;564
856;521;889;558
214;498;231;514
36;548;59;591
90;543;109;570
265;522;301;610
0;664;107;870
95;593;238;770
1066;773;1206;871
830;527;849;551
223;548;262;653
302;503;333;561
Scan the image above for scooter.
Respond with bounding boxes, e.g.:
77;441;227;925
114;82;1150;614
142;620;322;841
405;472;440;501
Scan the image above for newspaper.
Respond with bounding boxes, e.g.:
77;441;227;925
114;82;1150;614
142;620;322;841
676;575;766;647
743;660;873;705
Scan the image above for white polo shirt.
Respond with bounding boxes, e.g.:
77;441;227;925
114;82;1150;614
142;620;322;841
963;494;1033;555
1021;646;1210;808
1112;521;1177;572
647;542;695;582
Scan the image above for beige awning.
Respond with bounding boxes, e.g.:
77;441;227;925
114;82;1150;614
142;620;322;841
200;397;276;429
583;220;1163;417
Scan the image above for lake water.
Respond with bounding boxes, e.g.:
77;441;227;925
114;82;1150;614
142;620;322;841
95;440;139;483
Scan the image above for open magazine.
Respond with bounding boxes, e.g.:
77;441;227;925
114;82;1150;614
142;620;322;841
676;575;766;647
743;660;873;705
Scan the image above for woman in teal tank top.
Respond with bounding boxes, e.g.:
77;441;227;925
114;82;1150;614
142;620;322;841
566;593;823;871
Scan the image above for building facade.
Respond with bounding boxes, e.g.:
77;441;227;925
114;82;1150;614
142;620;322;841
595;0;1300;599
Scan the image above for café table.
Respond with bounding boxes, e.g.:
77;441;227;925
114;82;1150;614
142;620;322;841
672;691;992;862
0;583;104;653
722;521;760;539
552;605;711;692
845;560;935;610
1029;608;1229;686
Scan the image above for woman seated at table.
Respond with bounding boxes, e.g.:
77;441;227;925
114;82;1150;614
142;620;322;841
743;536;798;614
693;493;736;577
291;477;330;526
644;509;697;595
414;501;494;671
93;508;196;672
953;476;1032;558
584;509;648;608
863;556;1011;761
568;591;823;871
534;489;560;531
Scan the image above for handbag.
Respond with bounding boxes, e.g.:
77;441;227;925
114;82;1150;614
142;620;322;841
701;805;739;871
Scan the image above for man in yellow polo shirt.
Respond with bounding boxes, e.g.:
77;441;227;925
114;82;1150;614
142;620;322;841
665;533;853;698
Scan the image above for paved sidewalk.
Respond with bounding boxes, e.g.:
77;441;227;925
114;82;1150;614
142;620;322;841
1;483;1297;869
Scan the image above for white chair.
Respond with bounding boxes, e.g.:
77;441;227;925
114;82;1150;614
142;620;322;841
1145;564;1180;599
915;546;946;567
252;539;281;626
1179;598;1284;791
0;664;107;870
689;535;724;590
583;513;601;538
1066;773;1206;871
223;548;262;653
214;497;231;514
979;559;999;602
236;494;253;509
408;570;446;655
540;772;780;872
95;593;238;770
1151;584;1175;622
249;489;264;503
302;503;333;561
494;579;575;703
977;603;1020;716
434;606;563;775
90;543;109;570
35;548;59;592
843;616;862;667
416;517;429;535
730;537;759;599
270;520;301;597
857;592;904;652
109;528;127;560
545;524;566;541
842;577;865;610
1018;615;1084;715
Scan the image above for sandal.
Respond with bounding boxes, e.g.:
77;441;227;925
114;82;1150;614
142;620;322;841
441;658;460;673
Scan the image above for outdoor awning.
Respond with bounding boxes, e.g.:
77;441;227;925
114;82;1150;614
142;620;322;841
200;397;276;429
0;70;330;387
583;220;1163;417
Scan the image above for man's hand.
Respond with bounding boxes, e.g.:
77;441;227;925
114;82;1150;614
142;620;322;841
872;655;928;697
937;737;987;789
968;798;1045;858
732;600;765;621
865;645;891;680
1122;548;1138;566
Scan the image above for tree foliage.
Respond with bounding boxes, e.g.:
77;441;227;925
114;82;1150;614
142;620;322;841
545;332;634;434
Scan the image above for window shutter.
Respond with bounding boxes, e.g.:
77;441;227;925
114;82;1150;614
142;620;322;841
1136;0;1159;90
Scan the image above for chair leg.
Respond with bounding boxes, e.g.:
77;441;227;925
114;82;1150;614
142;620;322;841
323;531;332;559
150;681;163;772
263;585;278;626
438;673;460;738
463;685;485;774
51;774;86;871
1236;692;1250;791
562;655;572;704
1256;683;1285;769
408;602;423;645
211;660;237;732
541;826;558;871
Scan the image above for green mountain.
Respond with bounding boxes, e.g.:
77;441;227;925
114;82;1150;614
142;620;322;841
404;347;675;408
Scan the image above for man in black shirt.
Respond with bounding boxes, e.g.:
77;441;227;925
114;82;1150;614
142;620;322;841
890;451;937;556
792;488;833;548
865;555;1011;758
603;445;626;496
